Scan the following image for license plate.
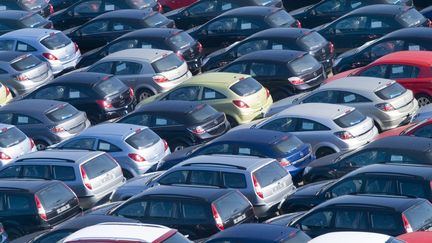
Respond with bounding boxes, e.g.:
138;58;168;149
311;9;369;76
233;214;246;224
56;204;70;214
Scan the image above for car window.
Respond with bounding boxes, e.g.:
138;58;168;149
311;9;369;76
14;114;40;125
88;62;114;74
114;61;142;75
111;21;135;32
413;124;432;138
202;88;225;100
181;202;208;220
159;170;189;185
0;127;27;148
297;118;330;131
342;150;387;167
303;90;338;104
188;0;217;15
189;170;219;186
333;109;366;128
222;172;246;189
16;41;36;52
108;39;139;54
213;191;251;222
222;63;248;74
237;146;266;157
22;165;51;179
239;19;261;31
299;211;334;230
358;64;387;78
370;18;393;29
11;54;42;72
0;40;15;51
370;213;399;231
80;20;109;35
34;86;66;100
370;40;404;59
165;86;200;101
315;0;347;14
340;91;370;103
229;77;262;97
364;177;397;194
74;0;102;14
330;178;363;197
148;200;178;218
4;194;32;212
115;201;147;218
103;1;121;11
254;161;288;187
119;113;152;126
143;13;169;28
167;32;195;50
260;118;296;132
399;180;426;198
61;138;96;150
153;116;179;127
335;210;368;230
0;68;6;74
196;143;235;155
407;42;427;51
335;16;367;33
249;62;277;77
217;1;240;11
125;128;160;150
0;113;13;124
397;8;426;27
389;65;420;79
67;88;89;99
289;54;322;76
207;17;238;34
82;154;118;179
151;53;184;73
41;32;71;50
0;166;21;178
237;40;268;57
267;10;295;27
98;140;121;152
52;166;75;181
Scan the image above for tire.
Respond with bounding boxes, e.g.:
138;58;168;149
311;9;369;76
226;116;238;127
136;89;154;102
35;140;48;151
170;141;188;152
315;147;335;159
416;94;432;107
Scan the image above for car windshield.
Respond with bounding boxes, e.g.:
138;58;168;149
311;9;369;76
46;104;79;122
334;109;366;128
289;54;321;75
188;104;218;123
267;10;295;27
397;8;426;27
95;77;127;97
273;135;304;154
143;13;167;27
404;201;432;231
19;0;46;10
10;54;42;71
230;77;262;97
20;13;45;27
152;53;184;73
299;32;327;50
168;32;195;50
41;32;72;50
125;128;160;150
126;0;155;9
0;127;27;148
375;82;406;100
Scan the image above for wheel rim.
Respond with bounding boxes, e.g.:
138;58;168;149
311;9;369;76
36;143;46;151
174;145;185;151
138;91;152;102
418;96;431;107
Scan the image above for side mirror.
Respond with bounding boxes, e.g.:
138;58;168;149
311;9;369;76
310;9;317;16
328;27;335;35
200;28;207;35
68;10;74;16
75;30;82;37
183;10;190;17
324;191;332;199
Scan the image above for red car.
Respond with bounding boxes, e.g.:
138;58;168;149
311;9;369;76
158;0;197;12
327;51;432;106
398;232;432;243
376;117;432;140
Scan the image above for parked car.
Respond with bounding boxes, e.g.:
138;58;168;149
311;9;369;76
158;0;196;12
333;27;432;74
329;51;432;107
302;136;432;183
53;123;170;178
202;27;335;73
0;99;90;150
0;150;125;209
165;0;283;30
0;28;81;75
309;232;403;243
49;0;162;30
138;72;273;126
205;224;311;243
398;232;432;243
63;223;191;243
0;123;36;167
290;0;413;28
158;129;314;182
23;72;135;124
219;50;326;101
281;163;432;213
91;185;256;240
117;101;230;152
78;28;203;74
0;0;53;17
64;9;174;53
83;48;191;102
0;51;53;96
0;179;81;240
270;77;419;131
188;6;300;52
377;117;432;139
112;154;296;219
0;10;52;35
242;103;378;158
267;195;432;237
315;5;431;53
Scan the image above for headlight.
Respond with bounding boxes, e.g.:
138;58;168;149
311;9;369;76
333;57;342;67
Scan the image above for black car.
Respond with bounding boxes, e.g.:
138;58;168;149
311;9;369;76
315;4;430;53
333;27;432;73
117;100;230;151
281;0;320;11
302;136;432;183
23;72;136;123
0;10;52;35
219;50;326;101
78;28;203;74
281;163;432;214
202;28;334;73
89;185;256;240
188;6;300;53
0;179;81;240
267;194;432;237
290;0;413;28
49;0;75;12
0;0;53;17
49;0;162;30
64;9;175;53
164;0;283;30
421;5;432;20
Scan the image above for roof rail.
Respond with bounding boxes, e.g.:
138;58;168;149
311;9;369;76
15;157;75;163
181;162;247;170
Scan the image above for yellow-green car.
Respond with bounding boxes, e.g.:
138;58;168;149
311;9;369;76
138;72;273;125
0;83;12;106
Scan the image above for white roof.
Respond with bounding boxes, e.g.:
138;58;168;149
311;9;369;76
321;77;394;92
276;103;354;120
102;48;173;62
308;232;392;243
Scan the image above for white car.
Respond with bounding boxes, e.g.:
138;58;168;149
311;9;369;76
308;232;400;243
0;123;36;167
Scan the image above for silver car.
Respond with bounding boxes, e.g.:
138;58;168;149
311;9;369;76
238;103;378;158
83;48;192;101
0;123;36;167
268;77;419;131
53;123;171;179
0;51;53;96
0;28;81;75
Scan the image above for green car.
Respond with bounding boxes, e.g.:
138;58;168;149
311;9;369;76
138;72;273;125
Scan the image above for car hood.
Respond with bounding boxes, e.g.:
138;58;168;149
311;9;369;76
63;26;79;36
266;92;310;117
265;211;307;226
294;180;334;197
289;5;311;16
308;152;344;167
164;7;184;18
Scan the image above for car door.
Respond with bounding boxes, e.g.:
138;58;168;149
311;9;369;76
293;209;335;238
369;211;403;236
109;20;136;41
150;115;184;144
63;85;96;115
68;0;105;28
411;123;432;138
301;90;339;104
193;142;236;156
181;0;220;29
307;0;350;27
337;149;388;177
58;137;97;150
198;87;229;114
324;177;363;198
111;61;143;90
333;208;368;233
326;15;368;51
199;17;240;50
337;91;373;120
11;114;45;142
75;20;110;51
355;64;389;78
367;16;399;41
387;64;422;93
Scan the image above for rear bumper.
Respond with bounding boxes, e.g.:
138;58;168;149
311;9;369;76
102;103;135;121
254;186;297;218
379;103;419;131
50;54;81;75
79;178;126;209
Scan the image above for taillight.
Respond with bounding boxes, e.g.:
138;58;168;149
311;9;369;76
233;100;250;109
48;3;54;14
329;42;335;53
189;126;205;135
278;158;291;167
74;42;80;52
163;139;169;151
128;153;146;162
334;131;354;140
96;99;113;109
197;41;203;53
211;203;224;231
295;20;302;28
51;126;65;133
4;86;10;97
34;195;47;221
402;213;413;233
29;138;35;150
288;77;304;85
176;51;185;61
15;74;28;81
129;87;134;98
80;165;93;190
42;53;58;61
376;103;395;112
427;19;432;28
0;152;11;160
157;2;163;12
265;88;270;99
153;75;168;83
252;174;264;199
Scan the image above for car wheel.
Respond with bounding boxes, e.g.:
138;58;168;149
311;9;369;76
416;94;431;107
226;116;238;127
315;147;335;158
137;89;154;102
171;141;188;152
35;140;48;151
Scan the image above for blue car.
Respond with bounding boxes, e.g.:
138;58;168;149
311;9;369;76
157;129;314;182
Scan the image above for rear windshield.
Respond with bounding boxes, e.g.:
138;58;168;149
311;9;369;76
126;0;155;8
375;82;406;100
230;77;262;97
254;161;288;187
41;32;71;50
82;154;118;180
143;13;167;27
152;53;184;73
168;32;195;50
19;0;46;10
404;201;432;231
273;135;304;154
11;54;42;71
37;183;75;210
267;10;295;27
95;77;127;97
397;8;426;27
289;54;322;75
299;32;327;50
0;127;27;148
188;104;218;123
125;128;160;150
21;13;45;27
334;109;366;128
213;192;251;221
45;104;79;122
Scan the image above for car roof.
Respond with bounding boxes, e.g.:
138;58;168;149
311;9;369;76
78;123;148;139
347;4;411;17
249;27;310;40
0;51;30;62
15;150;105;163
1;27;58;39
275;103;353;120
0;179;58;193
233;50;306;63
136;185;235;202
350;163;432;180
209;224;301;242
309;232;391;243
220;6;281;17
1;99;66;113
320;77;393;92
384;27;432;40
179;155;275;171
55;215;139;231
213;128;293;144
184;72;249;86
52;72;112;85
135;100;200;114
366;136;432;151
119;28;183;39
0;10;32;20
93;9;152;20
374;51;432;66
101;48;172;62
